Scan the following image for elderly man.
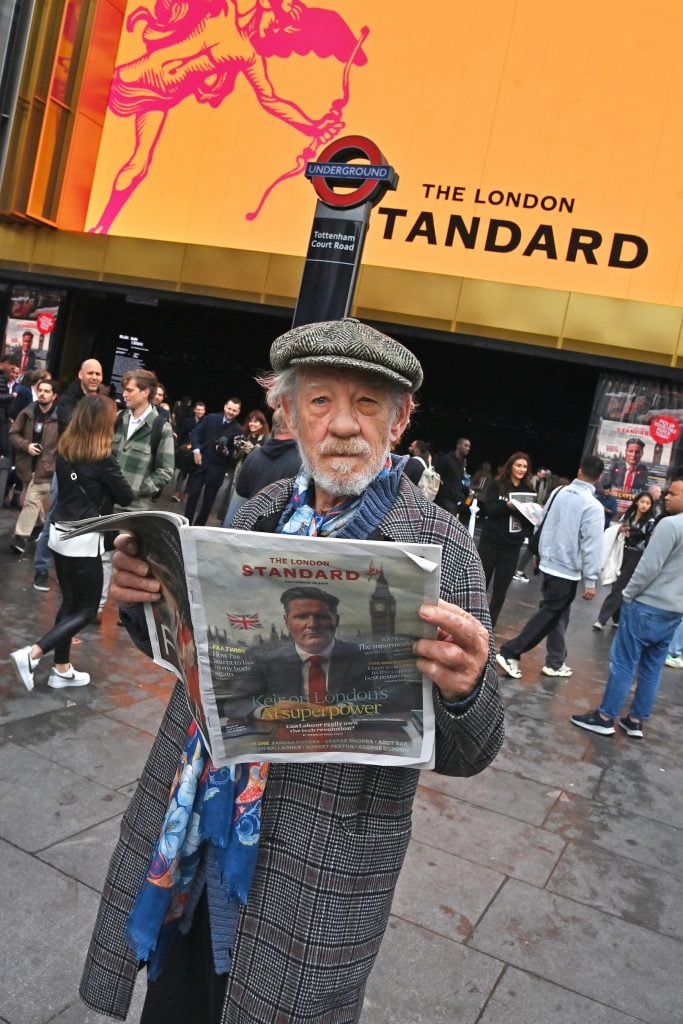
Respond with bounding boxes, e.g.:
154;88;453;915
80;319;504;1024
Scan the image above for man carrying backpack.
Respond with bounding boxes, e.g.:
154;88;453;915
113;369;175;509
405;439;441;501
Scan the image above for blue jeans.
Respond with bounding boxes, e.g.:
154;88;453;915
33;474;58;574
600;600;683;721
669;618;683;657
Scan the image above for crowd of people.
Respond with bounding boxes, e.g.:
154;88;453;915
2;318;682;1024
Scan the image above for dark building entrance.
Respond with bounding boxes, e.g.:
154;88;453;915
31;282;605;477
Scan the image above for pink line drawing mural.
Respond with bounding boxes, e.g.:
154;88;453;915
89;0;369;233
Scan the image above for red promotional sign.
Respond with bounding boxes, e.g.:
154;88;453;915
649;415;681;444
36;312;56;334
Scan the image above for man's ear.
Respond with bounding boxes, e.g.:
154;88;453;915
389;394;413;447
279;397;298;438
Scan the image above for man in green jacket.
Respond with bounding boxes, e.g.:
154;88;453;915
113;368;175;509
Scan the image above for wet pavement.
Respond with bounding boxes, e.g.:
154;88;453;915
1;502;682;1024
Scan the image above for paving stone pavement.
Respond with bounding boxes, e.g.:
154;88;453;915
1;506;682;1023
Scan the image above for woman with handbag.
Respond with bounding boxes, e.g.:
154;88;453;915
593;490;656;630
477;452;534;627
10;395;134;690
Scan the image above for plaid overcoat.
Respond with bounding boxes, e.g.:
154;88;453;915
80;477;504;1023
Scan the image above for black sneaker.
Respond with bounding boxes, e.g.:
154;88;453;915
619;714;644;738
571;710;615;735
33;571;50;592
10;535;26;554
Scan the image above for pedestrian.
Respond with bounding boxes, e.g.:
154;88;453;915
217;408;270;520
572;474;683;737
32;358;104;593
665;619;683;669
477;452;534;627
595;482;618;528
80;317;504;1024
8;378;59;554
592;490;656;631
435;437;472;518
113;368;175;508
172;399;206;502
10;395;134;691
186;396;242;525
496;455;604;680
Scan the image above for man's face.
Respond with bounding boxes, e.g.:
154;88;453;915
194;403;206;419
224;401;241;421
456;439;471;458
282;369;411;498
123;380;151;414
79;360;103;394
664;480;683;515
625;443;643;467
8;365;20;381
36;382;54;407
21;334;32;352
284;598;339;654
152;388;164;406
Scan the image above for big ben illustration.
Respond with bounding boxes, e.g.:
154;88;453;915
369;569;396;637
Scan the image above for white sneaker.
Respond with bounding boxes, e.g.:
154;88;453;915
542;663;573;677
47;665;90;688
496;652;522;678
592;621;604;631
513;572;529;583
10;646;40;691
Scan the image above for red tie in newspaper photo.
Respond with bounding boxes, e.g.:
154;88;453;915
308;655;326;704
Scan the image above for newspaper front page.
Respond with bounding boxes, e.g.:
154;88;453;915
67;512;441;768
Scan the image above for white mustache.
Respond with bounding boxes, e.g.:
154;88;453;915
318;439;372;457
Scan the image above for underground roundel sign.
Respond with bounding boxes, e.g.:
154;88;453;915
305;135;398;209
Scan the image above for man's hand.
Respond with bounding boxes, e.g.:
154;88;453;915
110;533;161;604
414;600;490;702
193;451;202;466
582;587;596;601
27;442;42;456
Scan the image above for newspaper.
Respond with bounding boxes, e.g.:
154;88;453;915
66;511;441;769
508;492;544;528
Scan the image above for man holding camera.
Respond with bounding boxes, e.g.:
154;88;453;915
9;378;59;553
186;396;242;524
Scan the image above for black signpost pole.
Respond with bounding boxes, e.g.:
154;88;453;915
293;202;371;327
292;135;398;328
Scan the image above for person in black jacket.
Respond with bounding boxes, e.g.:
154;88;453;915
477;452;534;627
186;396;242;524
10;395;134;691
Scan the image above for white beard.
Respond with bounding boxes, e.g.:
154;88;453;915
299;438;388;498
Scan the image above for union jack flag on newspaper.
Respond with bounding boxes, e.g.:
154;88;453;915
227;613;262;630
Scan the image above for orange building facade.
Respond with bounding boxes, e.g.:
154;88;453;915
0;0;682;377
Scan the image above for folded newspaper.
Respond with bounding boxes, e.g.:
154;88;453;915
66;511;441;769
508;491;544;527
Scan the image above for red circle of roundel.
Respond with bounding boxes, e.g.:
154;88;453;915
312;135;386;208
36;312;56;334
649;415;681;445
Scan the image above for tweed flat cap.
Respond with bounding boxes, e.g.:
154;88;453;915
270;318;423;391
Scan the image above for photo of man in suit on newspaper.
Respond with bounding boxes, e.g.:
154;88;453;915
215;585;420;745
